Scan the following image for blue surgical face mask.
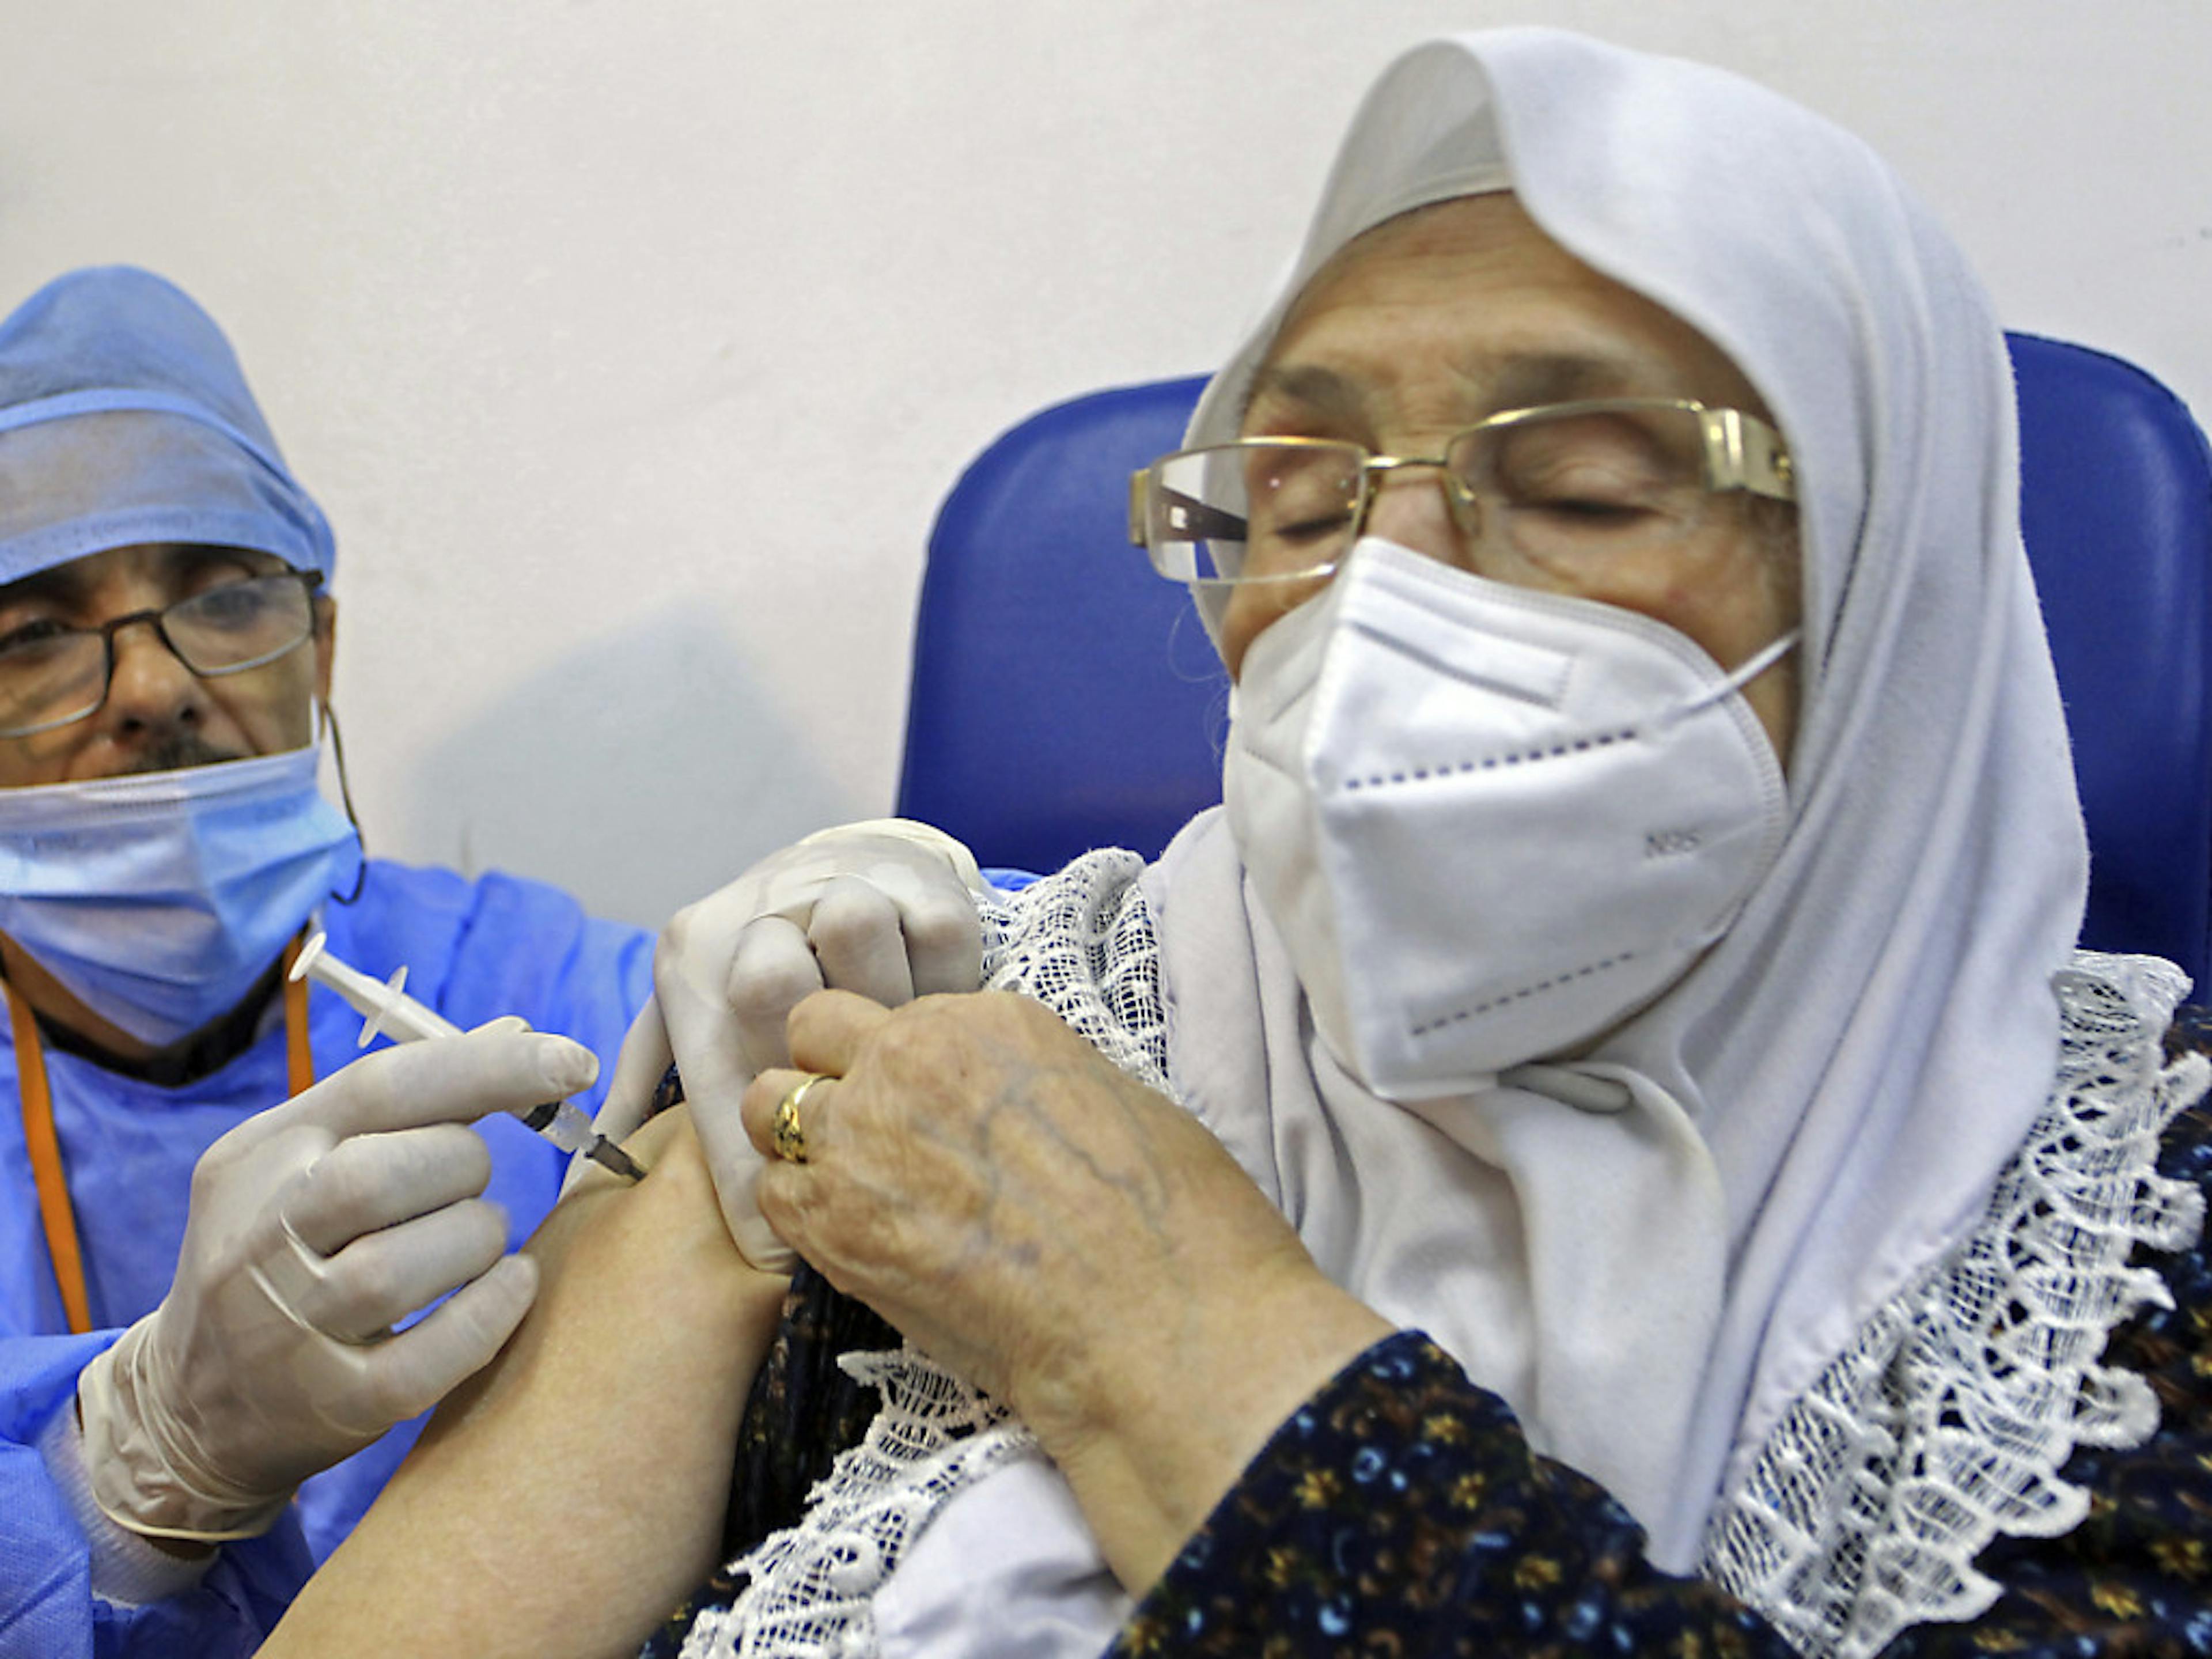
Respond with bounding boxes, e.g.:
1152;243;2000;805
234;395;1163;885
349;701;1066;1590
0;743;362;1047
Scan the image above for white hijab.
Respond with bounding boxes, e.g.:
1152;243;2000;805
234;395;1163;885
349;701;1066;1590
861;30;2088;1652
1158;27;2088;1566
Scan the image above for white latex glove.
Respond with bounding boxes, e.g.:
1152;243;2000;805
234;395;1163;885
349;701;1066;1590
594;819;987;1267
77;1020;600;1541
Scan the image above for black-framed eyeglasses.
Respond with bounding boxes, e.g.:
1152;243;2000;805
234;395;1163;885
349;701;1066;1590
0;569;325;739
1128;398;1796;588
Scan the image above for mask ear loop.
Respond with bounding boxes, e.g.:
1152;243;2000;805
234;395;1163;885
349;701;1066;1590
317;698;369;905
1656;629;1801;731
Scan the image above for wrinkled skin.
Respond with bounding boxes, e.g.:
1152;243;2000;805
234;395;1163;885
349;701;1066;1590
743;990;1391;1590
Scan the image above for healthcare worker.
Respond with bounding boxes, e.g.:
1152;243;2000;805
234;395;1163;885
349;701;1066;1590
0;267;656;1659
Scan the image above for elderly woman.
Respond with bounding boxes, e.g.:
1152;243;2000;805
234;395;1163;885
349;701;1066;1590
267;28;2210;1659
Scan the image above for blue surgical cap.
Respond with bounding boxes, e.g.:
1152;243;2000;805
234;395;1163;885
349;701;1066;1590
0;267;335;588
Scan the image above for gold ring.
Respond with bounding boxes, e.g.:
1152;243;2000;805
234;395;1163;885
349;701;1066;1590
772;1073;830;1164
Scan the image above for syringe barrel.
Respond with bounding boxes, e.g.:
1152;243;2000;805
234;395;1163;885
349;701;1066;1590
517;1097;597;1155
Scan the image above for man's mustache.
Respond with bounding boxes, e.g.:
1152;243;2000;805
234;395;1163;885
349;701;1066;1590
122;734;249;775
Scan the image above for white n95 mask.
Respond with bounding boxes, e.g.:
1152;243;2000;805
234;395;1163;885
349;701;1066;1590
1222;536;1793;1100
0;744;362;1047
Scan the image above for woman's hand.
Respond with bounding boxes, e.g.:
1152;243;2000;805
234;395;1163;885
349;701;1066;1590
741;988;1392;1591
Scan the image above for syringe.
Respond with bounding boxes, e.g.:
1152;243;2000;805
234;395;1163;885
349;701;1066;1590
289;931;646;1183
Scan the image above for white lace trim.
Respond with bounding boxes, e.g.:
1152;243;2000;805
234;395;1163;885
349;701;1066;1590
977;850;1170;1095
684;854;1165;1658
1699;950;2211;1659
679;1355;1032;1659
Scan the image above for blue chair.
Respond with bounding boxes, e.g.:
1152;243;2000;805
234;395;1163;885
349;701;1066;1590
896;375;1222;877
897;337;2212;987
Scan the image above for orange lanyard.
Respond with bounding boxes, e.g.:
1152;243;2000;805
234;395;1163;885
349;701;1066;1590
9;937;316;1336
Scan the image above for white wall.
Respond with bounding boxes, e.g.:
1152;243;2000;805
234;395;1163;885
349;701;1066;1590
2;1;2205;928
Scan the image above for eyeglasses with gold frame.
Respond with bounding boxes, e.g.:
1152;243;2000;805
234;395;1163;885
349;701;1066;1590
1128;398;1795;586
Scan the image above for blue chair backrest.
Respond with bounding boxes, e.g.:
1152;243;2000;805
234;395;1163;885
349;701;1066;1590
897;336;2212;988
897;375;1223;874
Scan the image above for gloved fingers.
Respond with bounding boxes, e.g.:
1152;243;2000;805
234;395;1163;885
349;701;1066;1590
289;1024;601;1142
349;1251;539;1426
658;911;815;1256
187;1115;338;1219
729;1207;797;1271
807;874;917;1007
902;880;988;995
687;1102;793;1271
291;1197;514;1344
721;914;825;1077
687;1056;791;1263
281;1122;495;1256
584;997;675;1152
644;821;981;1264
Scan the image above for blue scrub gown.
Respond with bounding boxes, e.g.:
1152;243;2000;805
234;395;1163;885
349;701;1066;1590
0;859;652;1658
